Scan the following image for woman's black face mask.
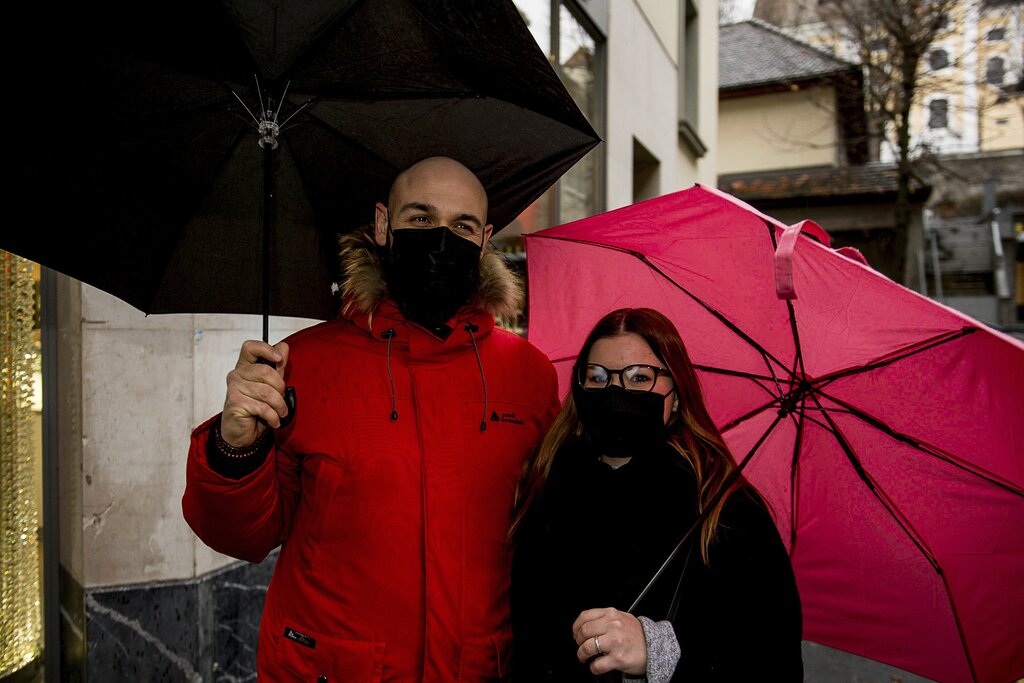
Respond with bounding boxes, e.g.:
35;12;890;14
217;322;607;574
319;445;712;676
382;226;482;331
572;382;673;458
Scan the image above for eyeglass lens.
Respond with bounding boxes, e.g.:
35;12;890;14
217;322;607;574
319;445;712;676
580;364;662;392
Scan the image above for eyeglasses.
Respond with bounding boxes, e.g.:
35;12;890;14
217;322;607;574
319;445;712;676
576;364;671;393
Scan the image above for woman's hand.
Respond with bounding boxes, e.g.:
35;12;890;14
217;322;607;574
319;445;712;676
573;607;647;676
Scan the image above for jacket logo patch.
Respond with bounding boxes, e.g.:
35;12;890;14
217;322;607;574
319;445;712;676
283;627;317;649
490;410;525;425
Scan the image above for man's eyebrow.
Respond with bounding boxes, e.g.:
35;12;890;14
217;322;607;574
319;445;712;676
398;202;436;214
451;212;483;227
398;203;483;227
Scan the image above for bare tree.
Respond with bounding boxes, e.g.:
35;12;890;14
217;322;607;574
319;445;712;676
817;0;961;242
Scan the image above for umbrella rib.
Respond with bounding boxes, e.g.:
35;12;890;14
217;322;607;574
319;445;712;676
809;394;942;570
278;96;316;129
763;220;808;383
784;299;808;380
789;410;806;549
231;88;263;126
791;408;839;434
817;389;1024;496
814;328;977;391
627;412;784;613
694;365;782;383
810;394;983;683
719;396;782;433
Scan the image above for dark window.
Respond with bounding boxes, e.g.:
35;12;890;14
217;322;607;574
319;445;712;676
868;38;888;52
507;0;605;236
929;99;949;129
986;57;1005;85
678;0;706;158
632;138;660;204
506;0;606;334
929;48;949;70
987;27;1005;41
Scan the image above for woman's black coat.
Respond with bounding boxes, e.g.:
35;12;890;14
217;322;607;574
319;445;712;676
510;440;804;682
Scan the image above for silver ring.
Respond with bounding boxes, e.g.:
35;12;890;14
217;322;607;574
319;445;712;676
594;636;603;656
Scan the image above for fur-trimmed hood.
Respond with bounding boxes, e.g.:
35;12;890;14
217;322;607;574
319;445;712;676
337;225;524;325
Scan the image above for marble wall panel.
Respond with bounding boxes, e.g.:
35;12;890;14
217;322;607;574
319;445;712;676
86;551;277;683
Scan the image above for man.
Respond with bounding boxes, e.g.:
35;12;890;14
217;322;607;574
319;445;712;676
182;157;560;681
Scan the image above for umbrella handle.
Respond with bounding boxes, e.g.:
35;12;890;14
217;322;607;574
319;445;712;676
255;357;297;428
281;387;297;428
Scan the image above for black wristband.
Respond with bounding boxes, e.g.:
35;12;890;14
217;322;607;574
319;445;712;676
206;418;274;479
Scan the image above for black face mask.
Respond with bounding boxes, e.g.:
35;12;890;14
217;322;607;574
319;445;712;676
383;226;482;332
573;383;672;458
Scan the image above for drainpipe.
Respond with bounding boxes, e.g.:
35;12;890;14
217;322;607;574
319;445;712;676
992;207;1009;299
924;210;943;301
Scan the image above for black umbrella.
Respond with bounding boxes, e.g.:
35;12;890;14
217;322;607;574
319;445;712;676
8;0;599;337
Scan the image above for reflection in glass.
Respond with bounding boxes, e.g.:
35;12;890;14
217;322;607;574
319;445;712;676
514;0;551;57
558;4;598;225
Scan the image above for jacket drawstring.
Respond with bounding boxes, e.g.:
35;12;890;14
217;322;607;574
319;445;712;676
381;328;398;420
464;323;488;431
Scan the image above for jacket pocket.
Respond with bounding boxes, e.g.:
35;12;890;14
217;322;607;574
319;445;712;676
266;626;386;682
460;630;513;681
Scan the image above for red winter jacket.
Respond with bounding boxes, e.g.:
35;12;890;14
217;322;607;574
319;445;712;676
182;231;560;682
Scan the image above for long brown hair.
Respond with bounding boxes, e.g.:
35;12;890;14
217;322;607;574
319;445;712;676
512;307;742;564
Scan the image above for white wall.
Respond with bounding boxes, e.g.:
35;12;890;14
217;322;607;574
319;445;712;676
689;0;720;187
80;286;316;585
605;0;719;210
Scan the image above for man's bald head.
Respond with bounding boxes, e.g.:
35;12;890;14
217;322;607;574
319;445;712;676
375;156;493;248
389;157;488;216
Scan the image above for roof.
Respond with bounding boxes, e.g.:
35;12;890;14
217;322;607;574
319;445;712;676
719;19;857;91
718;163;931;204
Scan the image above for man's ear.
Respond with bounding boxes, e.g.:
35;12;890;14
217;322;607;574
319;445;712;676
374;202;389;246
481;223;494;252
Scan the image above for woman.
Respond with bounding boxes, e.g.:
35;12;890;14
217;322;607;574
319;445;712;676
510;308;803;682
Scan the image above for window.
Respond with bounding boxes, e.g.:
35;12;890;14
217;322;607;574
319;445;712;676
986;57;1005;85
633;138;660;203
987;27;1005;41
868;38;889;53
556;3;602;224
928;48;949;71
505;0;604;239
678;0;706;157
928;99;949;129
505;0;606;333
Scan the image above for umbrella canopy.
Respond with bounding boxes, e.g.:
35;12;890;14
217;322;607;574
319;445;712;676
7;0;599;323
524;184;1024;683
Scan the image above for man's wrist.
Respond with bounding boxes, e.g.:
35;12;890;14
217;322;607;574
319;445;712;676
205;418;275;480
212;422;272;458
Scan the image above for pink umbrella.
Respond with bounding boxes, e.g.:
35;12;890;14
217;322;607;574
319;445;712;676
524;184;1024;683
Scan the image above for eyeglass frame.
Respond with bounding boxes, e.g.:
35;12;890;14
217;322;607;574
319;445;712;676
575;363;673;393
